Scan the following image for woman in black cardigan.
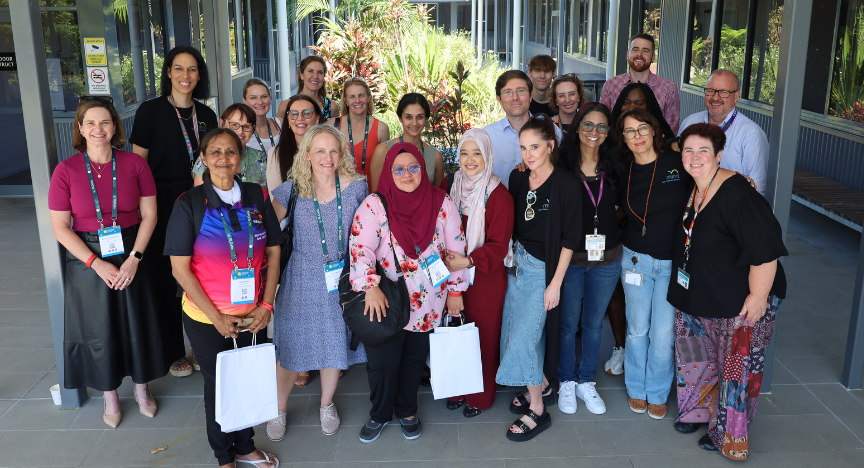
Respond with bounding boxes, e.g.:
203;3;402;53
496;116;581;442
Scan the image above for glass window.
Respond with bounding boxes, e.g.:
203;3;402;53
41;9;84;111
114;0;167;107
564;0;608;62
229;0;239;68
642;0;662;64
687;0;714;86
747;0;783;104
718;0;750;84
830;0;864;122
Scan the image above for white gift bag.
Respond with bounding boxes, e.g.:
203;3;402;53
215;332;278;433
428;318;484;400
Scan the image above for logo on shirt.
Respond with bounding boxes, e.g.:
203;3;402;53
663;169;681;184
538;199;550;212
249;208;265;230
198;121;208;133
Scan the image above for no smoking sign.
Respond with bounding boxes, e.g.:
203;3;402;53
87;66;110;95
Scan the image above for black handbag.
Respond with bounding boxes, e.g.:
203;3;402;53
279;183;299;277
339;193;411;349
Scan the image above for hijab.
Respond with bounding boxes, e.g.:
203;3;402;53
449;128;501;254
377;142;446;259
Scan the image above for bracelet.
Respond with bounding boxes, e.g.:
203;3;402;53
467;256;474;268
85;254;98;268
259;301;274;311
448;291;462;297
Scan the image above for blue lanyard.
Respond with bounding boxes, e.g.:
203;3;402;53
83;151;117;229
312;176;343;263
218;201;255;271
348;116;370;171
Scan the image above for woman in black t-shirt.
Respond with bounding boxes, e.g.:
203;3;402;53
669;124;787;460
617;108;692;421
130;45;219;378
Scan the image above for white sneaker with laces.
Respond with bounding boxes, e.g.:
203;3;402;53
575;381;607;414
604;346;625;375
558;381;577;414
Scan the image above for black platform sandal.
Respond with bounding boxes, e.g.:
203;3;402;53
509;386;556;415
506;409;552;442
463;405;483;418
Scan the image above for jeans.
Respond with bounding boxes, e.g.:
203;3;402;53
619;246;675;405
557;261;620;383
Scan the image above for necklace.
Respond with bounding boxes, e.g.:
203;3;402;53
90;160;108;178
168;96;193;120
626;157;658;236
317;183;336;204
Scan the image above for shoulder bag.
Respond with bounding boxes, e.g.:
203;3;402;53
279;183;299;277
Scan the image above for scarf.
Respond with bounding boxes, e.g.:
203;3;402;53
450;128;501;254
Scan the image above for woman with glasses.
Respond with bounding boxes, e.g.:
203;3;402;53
550;74;585;132
267;95;321;198
326;78;390;187
243;78;281;154
192;104;268;188
348;143;469;443
617;107;693;421
553;103;625;416
498;116;581;442
49;98;180;427
369;93;444;191
276;56;339;123
130;45;219;379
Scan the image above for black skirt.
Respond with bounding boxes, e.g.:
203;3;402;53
63;224;185;391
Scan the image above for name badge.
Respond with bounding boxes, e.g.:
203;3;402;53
586;234;606;262
230;268;255;305
325;260;344;293
98;226;124;257
421;251;451;288
677;268;691;289
468;266;476;285
624;270;643;286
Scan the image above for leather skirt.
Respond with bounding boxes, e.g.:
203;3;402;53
63;224;185;391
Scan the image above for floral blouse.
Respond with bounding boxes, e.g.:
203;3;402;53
349;193;470;332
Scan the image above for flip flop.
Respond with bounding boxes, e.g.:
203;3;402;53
236;451;279;467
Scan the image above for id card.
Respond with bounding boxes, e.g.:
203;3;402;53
624;270;643;286
230;268;255;305
586;234;606;262
677;268;690;289
468;266;476;285
325;260;344;293
421;251;451;288
98;226;124;257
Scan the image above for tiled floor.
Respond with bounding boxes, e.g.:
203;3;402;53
1;197;863;467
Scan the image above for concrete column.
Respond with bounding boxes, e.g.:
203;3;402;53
191;0;202;50
215;0;234;107
452;2;458;33
276;0;292;102
126;0;147;102
606;0;620;79
201;0;220;106
472;0;477;49
513;0;522;69
478;0;485;61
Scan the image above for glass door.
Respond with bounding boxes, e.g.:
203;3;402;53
0;7;31;191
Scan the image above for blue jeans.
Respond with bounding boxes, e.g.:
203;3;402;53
619;246;675;405
557;261;620;383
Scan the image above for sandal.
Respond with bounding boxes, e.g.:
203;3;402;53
236;451;279;467
294;373;310;388
463;405;483;418
506;409;551;442
169;357;192;377
509;386;556;415
446;398;465;410
189;347;200;372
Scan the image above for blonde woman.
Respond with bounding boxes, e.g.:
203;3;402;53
243;78;281;153
266;125;369;440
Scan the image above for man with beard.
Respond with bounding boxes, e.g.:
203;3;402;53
600;33;680;133
679;69;768;195
528;55;556;117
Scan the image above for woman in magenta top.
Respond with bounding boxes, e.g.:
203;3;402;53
48;98;183;428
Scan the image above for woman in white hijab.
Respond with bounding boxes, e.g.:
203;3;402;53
442;128;515;418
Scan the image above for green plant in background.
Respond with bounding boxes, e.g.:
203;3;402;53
120;51;163;104
831;5;864;122
643;8;661;62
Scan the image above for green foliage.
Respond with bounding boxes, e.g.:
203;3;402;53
119;51;163;105
831;5;864;121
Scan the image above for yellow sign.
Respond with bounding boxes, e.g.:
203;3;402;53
84;38;107;66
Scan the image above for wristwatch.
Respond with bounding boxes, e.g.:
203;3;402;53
129;250;144;261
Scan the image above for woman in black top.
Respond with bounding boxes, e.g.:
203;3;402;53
497;116;581;442
554;103;625;416
617;108;692;420
130;45;219;378
669;124;786;460
611;83;676;148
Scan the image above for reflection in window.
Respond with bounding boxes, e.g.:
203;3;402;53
718;0;750;89
642;0;661;66
563;0;609;62
831;1;864;123
748;0;783;104
41;10;84;111
114;0;167;107
687;0;714;86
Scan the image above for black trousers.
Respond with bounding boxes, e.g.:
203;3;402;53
365;330;430;423
153;182;191;357
183;313;263;466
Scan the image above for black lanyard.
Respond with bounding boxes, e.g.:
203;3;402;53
84;151;117;229
312;176;343;264
348;116;370;171
253;120;275;151
169;97;199;163
218;200;255;271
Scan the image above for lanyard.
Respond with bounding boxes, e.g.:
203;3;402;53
581;172;604;234
348;116;370;171
681;167;720;270
253;120;275;151
626;159;658;236
399;135;425;153
312;176;343;264
218;204;254;271
84;151;117;229
717;109;738;133
169;96;199;163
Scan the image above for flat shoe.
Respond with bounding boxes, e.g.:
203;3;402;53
236;451;279;467
447;398;465;410
463;405;483;418
188;347;200;371
675;421;705;434
699;433;718;451
169;357;193;377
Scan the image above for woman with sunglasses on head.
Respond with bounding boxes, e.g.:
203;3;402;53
191;103;268;189
550;74;585;132
49;97;181;427
326;78;390;188
130;45;219;379
243;78;281;154
276;56;340;123
368;93;444;191
617;108;693;421
498;116;581;442
348;143;469;443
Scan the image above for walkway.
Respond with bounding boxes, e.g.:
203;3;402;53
0;197;863;467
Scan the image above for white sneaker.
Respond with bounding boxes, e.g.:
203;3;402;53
604;346;625;375
574;381;607;415
558;381;577;414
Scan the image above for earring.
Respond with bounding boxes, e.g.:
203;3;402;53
80;132;84;136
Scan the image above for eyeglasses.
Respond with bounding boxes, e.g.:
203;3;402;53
500;88;530;99
391;164;422;176
288;109;316;120
622;124;653;140
227;122;254;133
580;121;609;134
704;88;738;98
525;190;537;221
79;95;113;104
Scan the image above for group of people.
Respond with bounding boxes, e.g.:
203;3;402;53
47;34;784;467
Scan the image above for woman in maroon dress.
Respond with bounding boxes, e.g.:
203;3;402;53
443;128;515;417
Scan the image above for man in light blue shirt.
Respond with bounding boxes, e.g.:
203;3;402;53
679;69;768;195
485;70;562;188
